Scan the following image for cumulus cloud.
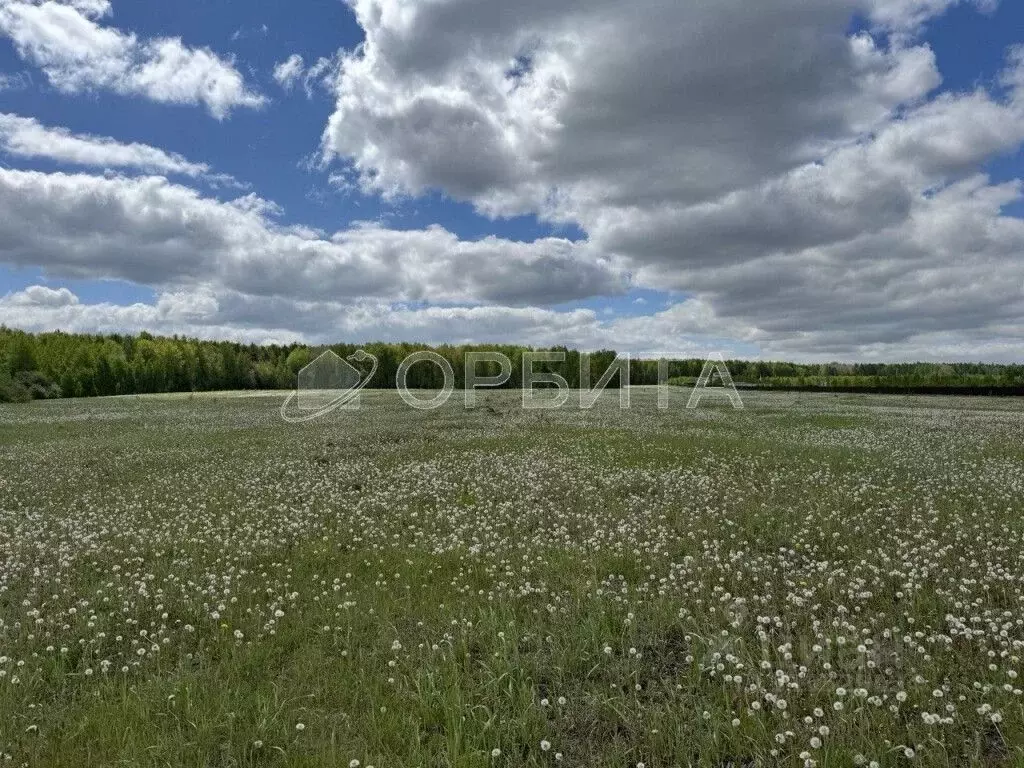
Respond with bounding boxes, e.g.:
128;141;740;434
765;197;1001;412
0;113;241;186
0;0;265;118
322;0;945;210
8;283;1023;362
2;0;1023;361
0;167;625;306
0;283;749;358
313;0;1024;358
6;284;78;307
0;285;299;344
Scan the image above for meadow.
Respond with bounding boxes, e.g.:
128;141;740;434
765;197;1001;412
1;388;1023;767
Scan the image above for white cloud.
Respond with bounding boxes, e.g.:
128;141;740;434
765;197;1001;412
2;0;1023;361
272;54;304;91
7;284;1024;362
0;113;241;186
273;51;342;97
864;0;998;32
0;0;265;118
0;167;624;306
6;284;78;307
230;23;268;42
0;285;299;344
1002;44;1024;98
322;0;945;209
0;283;748;357
0;69;31;90
313;0;1024;358
303;51;343;96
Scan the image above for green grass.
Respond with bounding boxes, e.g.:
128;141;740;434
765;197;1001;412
1;389;1023;766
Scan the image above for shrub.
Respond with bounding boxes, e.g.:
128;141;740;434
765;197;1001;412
4;370;62;402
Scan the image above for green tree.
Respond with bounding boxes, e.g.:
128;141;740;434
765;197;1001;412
285;347;312;375
9;334;37;373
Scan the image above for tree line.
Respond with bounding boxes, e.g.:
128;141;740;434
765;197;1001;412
1;326;1022;402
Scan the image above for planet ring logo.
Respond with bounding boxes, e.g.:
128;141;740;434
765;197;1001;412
280;349;378;423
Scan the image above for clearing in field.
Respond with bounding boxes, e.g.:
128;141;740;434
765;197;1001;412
1;390;1023;766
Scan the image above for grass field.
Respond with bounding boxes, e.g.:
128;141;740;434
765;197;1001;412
2;389;1024;767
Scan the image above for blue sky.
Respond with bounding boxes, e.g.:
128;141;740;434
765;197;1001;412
0;0;1022;360
929;2;1024;197
0;0;581;301
0;0;585;237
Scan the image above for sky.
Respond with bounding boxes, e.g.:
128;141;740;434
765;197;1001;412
0;0;1022;362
